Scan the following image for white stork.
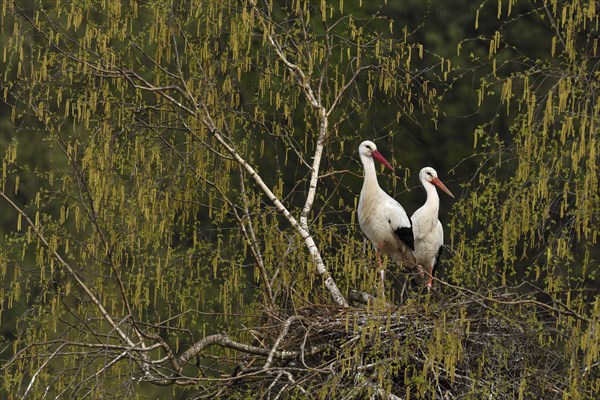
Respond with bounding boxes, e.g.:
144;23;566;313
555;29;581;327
411;167;454;289
357;141;416;287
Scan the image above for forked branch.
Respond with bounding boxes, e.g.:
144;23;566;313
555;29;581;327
196;104;348;307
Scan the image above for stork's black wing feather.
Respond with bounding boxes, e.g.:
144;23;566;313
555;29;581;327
393;218;415;251
432;245;443;277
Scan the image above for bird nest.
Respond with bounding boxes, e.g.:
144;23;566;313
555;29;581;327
207;285;576;399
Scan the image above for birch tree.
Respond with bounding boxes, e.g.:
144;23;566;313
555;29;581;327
0;0;598;398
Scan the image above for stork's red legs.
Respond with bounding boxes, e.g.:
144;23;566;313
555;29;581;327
426;266;433;290
417;264;433;290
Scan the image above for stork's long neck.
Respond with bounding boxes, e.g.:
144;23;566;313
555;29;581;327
421;180;440;219
361;154;381;197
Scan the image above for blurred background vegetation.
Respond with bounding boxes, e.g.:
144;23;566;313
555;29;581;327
0;0;598;398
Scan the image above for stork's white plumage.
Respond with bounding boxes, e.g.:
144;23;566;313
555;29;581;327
411;167;454;289
357;141;416;277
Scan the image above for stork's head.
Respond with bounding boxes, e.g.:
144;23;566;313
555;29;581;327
419;167;455;198
358;140;394;171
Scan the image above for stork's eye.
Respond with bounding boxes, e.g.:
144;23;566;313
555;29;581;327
366;145;372;150
426;171;433;176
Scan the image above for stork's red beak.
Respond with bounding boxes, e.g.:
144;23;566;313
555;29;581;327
431;177;455;198
371;150;395;172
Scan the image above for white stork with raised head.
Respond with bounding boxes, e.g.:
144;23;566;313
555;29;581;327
411;167;454;289
357;141;416;284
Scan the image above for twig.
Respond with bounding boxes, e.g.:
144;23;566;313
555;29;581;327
0;190;137;349
22;343;67;399
432;275;592;324
264;315;308;369
238;165;275;307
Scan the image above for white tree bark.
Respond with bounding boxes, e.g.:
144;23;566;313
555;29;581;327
197;108;349;307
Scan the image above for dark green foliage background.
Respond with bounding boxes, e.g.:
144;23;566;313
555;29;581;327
0;0;598;398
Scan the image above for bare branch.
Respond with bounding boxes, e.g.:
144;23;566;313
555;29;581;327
196;104;348;307
432;274;593;324
22;344;67;399
326;64;374;117
177;332;327;368
237;165;275;308
264;315;308;369
0;190;138;349
247;2;354;308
